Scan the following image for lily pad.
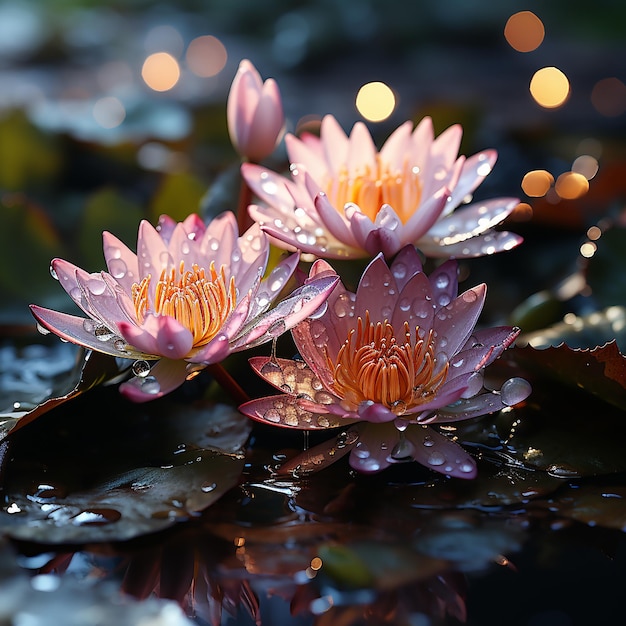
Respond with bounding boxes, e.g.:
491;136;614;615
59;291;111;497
0;388;250;543
0;346;125;442
512;341;626;411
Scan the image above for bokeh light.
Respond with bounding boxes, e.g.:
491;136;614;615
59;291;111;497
141;52;180;92
92;96;125;129
572;154;599;180
521;169;554;197
591;77;626;117
580;241;597;258
555;171;589;199
355;81;396;122
504;11;545;52
186;35;227;78
530;67;570;108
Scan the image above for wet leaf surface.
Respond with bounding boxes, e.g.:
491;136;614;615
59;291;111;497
0;387;250;543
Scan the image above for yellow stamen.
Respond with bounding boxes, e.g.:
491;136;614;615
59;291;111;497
131;261;236;347
325;158;422;223
327;312;448;414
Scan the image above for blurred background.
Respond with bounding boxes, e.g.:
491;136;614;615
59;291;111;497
0;0;625;325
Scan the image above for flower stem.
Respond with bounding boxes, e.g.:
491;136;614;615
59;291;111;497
236;171;254;234
206;362;250;405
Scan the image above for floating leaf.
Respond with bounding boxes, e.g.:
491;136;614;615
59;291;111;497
0;347;123;442
517;306;626;353
0;390;250;543
512;341;626;410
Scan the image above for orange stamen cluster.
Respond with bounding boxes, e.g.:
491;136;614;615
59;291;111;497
132;261;236;347
328;312;448;414
325;157;422;223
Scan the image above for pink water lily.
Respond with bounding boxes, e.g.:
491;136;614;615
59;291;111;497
227;59;285;163
239;245;531;478
241;114;523;259
30;212;338;402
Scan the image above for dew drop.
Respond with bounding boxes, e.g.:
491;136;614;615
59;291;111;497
113;339;128;352
263;409;282;423
49;265;58;280
267;319;287;337
82;319;96;333
87;278;106;295
94;325;115;341
108;258;127;279
71;508;121;526
181;241;190;255
422;435;434;447
132;360;151;378
399;297;411;311
36;323;51;336
500;377;532;406
201;482;217;493
458;460;475;474
138;375;160;395
317;416;330;427
353;441;370;459
391;437;415;459
435;273;449;289
462;289;478;303
427;450;446;466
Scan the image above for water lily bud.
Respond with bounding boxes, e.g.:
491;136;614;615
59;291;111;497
227;59;285;163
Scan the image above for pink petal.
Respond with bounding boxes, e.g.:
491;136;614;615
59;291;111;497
117;315;161;356
379;121;413;170
153;316;194;359
120;357;190;403
239;394;346;429
29;305;144;358
410;116;435;169
428;259;458;308
447;150;498;208
230;273;340;350
285;133;328;182
363;226;402;258
405;425;477;479
357;401;397;423
246;77;284;162
136;219;169;289
390;270;434;338
432;284;486;358
425;197;520;243
314;192;362;251
389;245;424;290
346;121;377;173
102;231;140;294
418;230;523;258
354;254;397;322
320;114;350;175
401;187;449;244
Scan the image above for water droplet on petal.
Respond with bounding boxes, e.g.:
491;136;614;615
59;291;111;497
138;375;160;395
435;274;449;289
263;408;282;423
391;437;415;459
94;325;115;341
132;360;151;377
427;450;446;466
500;377;532;406
82;319;96;333
423;435;434;447
87;278;106;295
201;482;217;493
462;289;478;303
49;265;58;280
458;460;475;473
353;441;370;459
108;258;127;279
36;323;51;336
